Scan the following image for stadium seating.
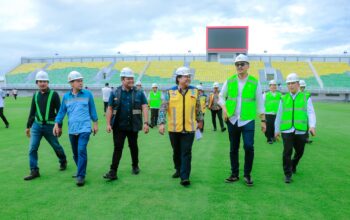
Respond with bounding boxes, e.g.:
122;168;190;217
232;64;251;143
46;62;110;70
312;62;350;76
271;61;313;78
145;61;183;78
8;63;47;75
190;61;263;83
113;61;148;74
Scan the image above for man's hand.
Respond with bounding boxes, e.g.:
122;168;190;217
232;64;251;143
25;128;31;138
92;122;98;135
275;132;280;141
261;122;266;133
106;124;112;133
143;123;149;134
309;127;316;136
159;124;165;135
222;108;228;122
53;124;62;137
197;121;203;129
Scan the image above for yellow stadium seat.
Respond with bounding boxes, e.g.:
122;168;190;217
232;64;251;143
47;62;110;70
145;61;183;78
312;62;350;76
113;61;148;74
9;63;47;75
271;61;313;78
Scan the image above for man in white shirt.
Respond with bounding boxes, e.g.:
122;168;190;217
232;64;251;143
101;83;112;115
0;88;9;128
275;73;316;183
219;54;266;186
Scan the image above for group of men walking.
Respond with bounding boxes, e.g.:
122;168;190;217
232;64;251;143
22;54;316;187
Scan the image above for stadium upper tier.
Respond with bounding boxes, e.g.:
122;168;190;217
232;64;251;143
190;61;263;83
312;62;350;75
47;62;111;70
271;61;314;78
113;61;148;74
145;61;184;78
8;63;47;75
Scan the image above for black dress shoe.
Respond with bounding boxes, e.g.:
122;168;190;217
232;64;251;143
244;176;254;186
213;128;217;131
24;169;40;181
172;170;180;178
221;127;227;132
268;140;273;144
292;166;297;174
5;124;9;128
103;170;118;181
225;175;239;183
180;179;190;186
285;176;292;184
76;177;85;187
59;161;67;171
132;166;140;175
306;139;313;144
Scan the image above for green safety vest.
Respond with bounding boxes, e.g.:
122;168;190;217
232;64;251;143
35;90;55;124
280;92;308;131
149;90;162;108
265;91;281;114
226;74;258;120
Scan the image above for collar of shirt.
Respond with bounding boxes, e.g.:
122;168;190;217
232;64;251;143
70;89;84;96
289;91;300;98
122;86;134;92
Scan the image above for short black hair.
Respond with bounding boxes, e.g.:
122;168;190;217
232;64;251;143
175;75;182;85
105;83;109;86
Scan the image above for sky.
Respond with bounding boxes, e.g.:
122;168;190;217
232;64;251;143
0;0;349;74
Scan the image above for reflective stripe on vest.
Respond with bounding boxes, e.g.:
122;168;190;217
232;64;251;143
265;91;281;114
35;90;55;124
226;75;258;120
280;92;308;131
167;88;198;132
150;91;162;108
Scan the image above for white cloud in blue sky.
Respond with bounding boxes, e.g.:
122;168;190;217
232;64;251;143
0;0;349;73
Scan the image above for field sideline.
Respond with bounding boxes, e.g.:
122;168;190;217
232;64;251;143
0;97;349;219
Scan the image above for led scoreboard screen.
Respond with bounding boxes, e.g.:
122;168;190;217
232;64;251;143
206;26;248;52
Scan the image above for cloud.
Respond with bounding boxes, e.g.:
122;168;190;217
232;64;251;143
0;0;349;75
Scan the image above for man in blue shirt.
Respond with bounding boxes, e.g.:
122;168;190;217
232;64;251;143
53;71;98;187
103;67;149;181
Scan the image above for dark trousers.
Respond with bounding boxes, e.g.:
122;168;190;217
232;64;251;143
227;120;255;177
265;114;276;141
0;107;9;125
150;108;159;127
169;132;195;180
110;130;139;171
103;102;108;113
200;113;205;132
14;94;17;100
211;109;224;129
282;132;307;177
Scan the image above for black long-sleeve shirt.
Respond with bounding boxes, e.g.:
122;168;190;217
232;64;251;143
27;89;61;128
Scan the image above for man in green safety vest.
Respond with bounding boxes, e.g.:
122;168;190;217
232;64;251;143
148;83;163;128
24;71;67;181
219;54;266;186
299;80;312;144
275;73;316;184
263;80;282;144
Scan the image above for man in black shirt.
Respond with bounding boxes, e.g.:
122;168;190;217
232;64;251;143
24;71;67;181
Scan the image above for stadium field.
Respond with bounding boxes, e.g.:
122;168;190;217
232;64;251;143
0;97;349;219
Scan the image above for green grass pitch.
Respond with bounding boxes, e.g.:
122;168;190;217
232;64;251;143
0;97;349;219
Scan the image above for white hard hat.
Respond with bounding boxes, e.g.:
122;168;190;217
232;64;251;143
68;71;83;82
286;73;300;83
234;54;249;63
35;70;49;81
175;66;191;76
136;81;142;86
213;82;219;88
197;85;203;90
152;83;158;88
120;67;135;78
269;80;277;85
299;80;306;87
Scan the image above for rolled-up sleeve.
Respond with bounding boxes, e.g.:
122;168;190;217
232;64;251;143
218;80;228;107
256;82;265;114
307;98;316;128
274;100;283;134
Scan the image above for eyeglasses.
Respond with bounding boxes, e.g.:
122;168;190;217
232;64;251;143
235;62;247;67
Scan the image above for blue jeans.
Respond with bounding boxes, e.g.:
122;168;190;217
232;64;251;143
69;132;90;178
227;120;255;177
29;122;67;170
